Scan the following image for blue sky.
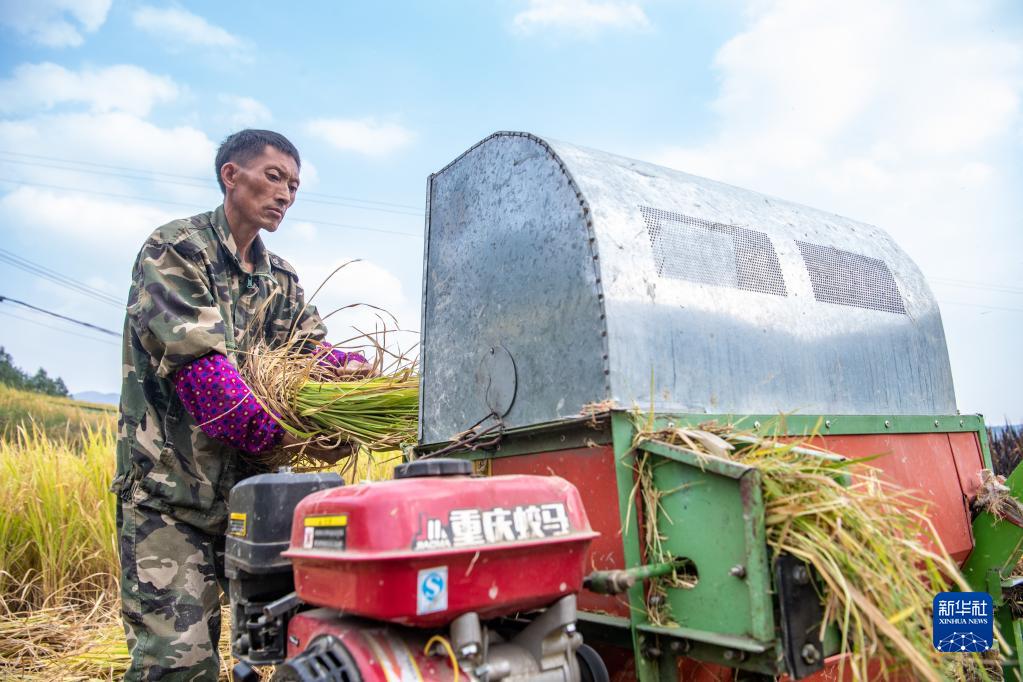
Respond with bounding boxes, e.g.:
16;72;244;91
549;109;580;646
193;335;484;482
0;0;1020;422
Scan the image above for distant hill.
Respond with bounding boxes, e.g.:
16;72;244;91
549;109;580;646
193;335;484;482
73;391;120;406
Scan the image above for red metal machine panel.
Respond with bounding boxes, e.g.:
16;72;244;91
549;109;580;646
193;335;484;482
817;433;977;563
948;431;985;499
284;474;596;627
490;446;629;616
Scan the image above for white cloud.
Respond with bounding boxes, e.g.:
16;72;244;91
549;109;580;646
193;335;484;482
284;258;419;356
132;5;244;50
219;94;272;129
289;220;318;242
652;0;1021;267
0;186;177;245
650;0;1023;420
306;118;415;157
512;0;649;36
296;159;320;188
0;0;111;47
0;62;179;117
0;110;216;178
0;108;219;250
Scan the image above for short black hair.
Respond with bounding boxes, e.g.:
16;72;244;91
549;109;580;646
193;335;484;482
215;129;301;194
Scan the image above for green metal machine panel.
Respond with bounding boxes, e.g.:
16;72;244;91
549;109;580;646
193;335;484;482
637;438;775;644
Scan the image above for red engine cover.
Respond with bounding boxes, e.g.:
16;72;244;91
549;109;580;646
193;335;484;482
283;473;597;627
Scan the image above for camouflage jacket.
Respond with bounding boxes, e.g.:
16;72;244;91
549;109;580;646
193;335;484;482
114;205;325;534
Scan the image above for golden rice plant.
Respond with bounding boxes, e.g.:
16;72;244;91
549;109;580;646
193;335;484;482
635;419;995;682
0;423;117;611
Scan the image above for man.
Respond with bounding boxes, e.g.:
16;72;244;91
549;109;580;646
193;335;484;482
114;129;362;680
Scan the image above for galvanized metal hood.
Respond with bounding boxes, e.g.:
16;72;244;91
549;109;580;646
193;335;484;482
419;132;956;444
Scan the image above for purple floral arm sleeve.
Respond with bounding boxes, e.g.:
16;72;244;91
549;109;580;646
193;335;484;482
173;353;284;454
316;342;367;369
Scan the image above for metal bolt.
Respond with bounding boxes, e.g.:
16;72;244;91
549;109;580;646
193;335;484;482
824;420;831;429
792;565;811;585
753;421;761;429
459;644;479;658
960;419;965;427
729;564;747;579
489;347;495;355
648;594;665;607
722;649;746;662
642;645;662;659
934;420;940;427
565;623;577;634
669;640;691;653
800;644;821;665
884;420;891;429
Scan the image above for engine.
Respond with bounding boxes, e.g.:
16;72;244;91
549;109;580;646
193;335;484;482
227;459;606;682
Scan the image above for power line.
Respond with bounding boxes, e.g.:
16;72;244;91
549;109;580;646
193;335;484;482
0;248;123;308
938;299;1023;314
0;309;120;348
0;157;422;217
0;150;424;213
0;295;120;336
931;277;1023;295
0;177;420;238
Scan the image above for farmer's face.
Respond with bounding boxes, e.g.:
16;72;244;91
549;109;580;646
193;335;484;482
222;145;300;232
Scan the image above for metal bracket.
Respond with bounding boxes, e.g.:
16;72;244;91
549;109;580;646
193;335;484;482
774;554;825;679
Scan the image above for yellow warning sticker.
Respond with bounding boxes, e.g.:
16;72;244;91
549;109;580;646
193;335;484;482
304;514;348;528
228;512;246;537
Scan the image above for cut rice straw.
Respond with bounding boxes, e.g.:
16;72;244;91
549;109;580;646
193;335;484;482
633;416;1001;682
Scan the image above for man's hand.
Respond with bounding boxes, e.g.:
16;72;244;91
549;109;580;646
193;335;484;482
336;359;379;379
281;432;354;465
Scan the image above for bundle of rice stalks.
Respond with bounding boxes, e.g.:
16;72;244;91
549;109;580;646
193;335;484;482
228;261;420;470
634;418;995;682
241;333;418;468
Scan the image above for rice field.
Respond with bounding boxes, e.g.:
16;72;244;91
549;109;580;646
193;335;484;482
0;396;125;680
0;383;115;444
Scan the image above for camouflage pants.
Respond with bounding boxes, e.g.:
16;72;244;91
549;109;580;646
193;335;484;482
117;499;226;681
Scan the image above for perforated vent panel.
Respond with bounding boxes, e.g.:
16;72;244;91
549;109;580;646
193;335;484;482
796;241;906;314
639;206;788;296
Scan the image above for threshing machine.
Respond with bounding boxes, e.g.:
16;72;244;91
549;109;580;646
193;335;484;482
228;132;1023;681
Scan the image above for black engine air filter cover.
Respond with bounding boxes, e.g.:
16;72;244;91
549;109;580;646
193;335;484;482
226;471;343;576
393;457;473;479
272;636;362;682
